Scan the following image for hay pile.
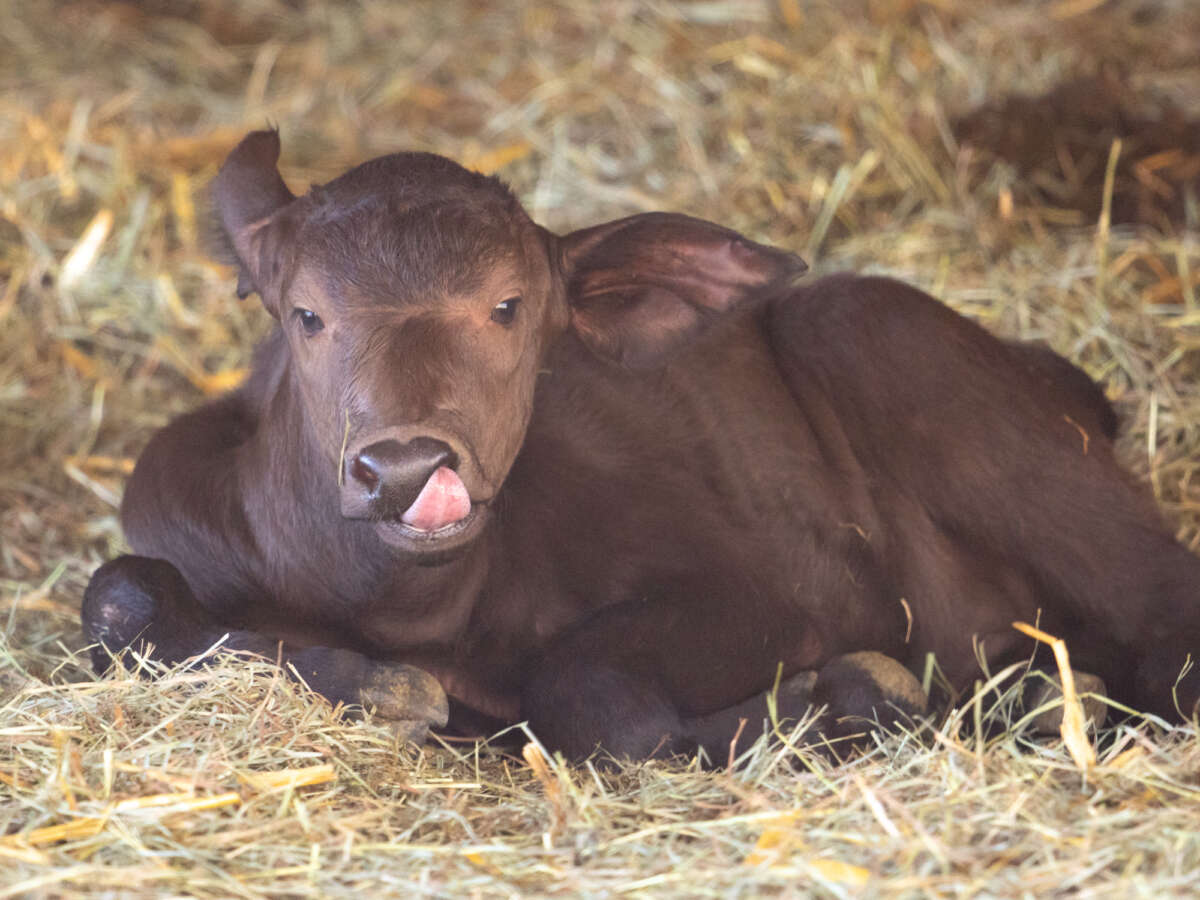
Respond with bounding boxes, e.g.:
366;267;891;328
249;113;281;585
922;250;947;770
2;0;1199;895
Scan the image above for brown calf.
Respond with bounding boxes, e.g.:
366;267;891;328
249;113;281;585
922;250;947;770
83;130;1200;761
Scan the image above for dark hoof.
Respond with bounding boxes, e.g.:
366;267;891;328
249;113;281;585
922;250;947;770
1024;670;1108;736
360;662;449;744
776;669;819;706
383;718;441;746
812;651;928;750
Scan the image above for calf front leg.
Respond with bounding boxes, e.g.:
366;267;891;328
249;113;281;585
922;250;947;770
83;555;447;742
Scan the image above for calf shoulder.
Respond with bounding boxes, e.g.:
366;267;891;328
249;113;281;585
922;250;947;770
119;331;302;623
120;389;263;621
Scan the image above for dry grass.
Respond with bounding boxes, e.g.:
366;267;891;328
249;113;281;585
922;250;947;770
2;0;1200;895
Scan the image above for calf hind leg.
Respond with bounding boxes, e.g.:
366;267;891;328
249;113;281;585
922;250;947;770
690;652;929;762
83;555;448;743
809;651;929;754
523;649;928;767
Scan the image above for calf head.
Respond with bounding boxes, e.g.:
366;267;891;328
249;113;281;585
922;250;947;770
214;130;806;557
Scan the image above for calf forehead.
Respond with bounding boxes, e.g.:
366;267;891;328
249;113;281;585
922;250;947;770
299;153;531;303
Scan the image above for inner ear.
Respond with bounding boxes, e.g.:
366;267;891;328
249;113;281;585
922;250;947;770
212;130;300;314
559;212;806;368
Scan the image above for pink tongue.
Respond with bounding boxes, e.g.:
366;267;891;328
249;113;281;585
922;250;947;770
400;467;471;532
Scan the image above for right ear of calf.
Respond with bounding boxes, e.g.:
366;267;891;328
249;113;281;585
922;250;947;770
212;130;300;317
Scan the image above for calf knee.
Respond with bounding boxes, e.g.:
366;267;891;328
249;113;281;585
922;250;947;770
522;657;693;763
82;555;216;670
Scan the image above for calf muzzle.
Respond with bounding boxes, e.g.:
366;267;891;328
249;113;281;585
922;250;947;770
342;437;458;519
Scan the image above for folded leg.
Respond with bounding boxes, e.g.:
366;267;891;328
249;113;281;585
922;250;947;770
83;555;448;742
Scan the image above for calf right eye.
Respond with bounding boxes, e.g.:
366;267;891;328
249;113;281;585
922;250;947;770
294;308;324;336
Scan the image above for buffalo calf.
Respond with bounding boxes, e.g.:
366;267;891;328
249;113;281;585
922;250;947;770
83;130;1200;762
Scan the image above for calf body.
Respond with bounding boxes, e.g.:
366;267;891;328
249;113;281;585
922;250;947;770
84;131;1200;761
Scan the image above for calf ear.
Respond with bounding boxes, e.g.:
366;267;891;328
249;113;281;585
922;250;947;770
559;212;806;368
212;130;299;317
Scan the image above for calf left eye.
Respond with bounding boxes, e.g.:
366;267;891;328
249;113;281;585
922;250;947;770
491;297;521;326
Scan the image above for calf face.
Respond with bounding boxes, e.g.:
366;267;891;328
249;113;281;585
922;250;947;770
214;131;806;556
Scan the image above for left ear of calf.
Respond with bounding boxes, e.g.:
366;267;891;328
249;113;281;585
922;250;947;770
559;212;807;368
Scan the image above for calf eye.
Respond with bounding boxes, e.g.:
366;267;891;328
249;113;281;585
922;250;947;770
491;296;521;326
294;307;324;336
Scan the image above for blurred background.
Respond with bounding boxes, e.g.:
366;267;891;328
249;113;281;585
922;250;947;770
2;0;1199;666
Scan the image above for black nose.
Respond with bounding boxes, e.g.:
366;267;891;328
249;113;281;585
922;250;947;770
346;437;458;514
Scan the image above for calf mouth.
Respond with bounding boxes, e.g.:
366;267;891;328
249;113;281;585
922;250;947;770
368;502;489;557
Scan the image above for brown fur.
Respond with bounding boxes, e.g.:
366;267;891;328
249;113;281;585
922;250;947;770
83;131;1200;762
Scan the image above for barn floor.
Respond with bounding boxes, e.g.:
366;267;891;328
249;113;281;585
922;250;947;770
2;0;1200;895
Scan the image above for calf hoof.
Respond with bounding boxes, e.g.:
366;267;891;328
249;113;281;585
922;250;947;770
360;662;449;745
82;556;181;670
1024;670;1108;736
777;669;819;707
812;651;928;751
